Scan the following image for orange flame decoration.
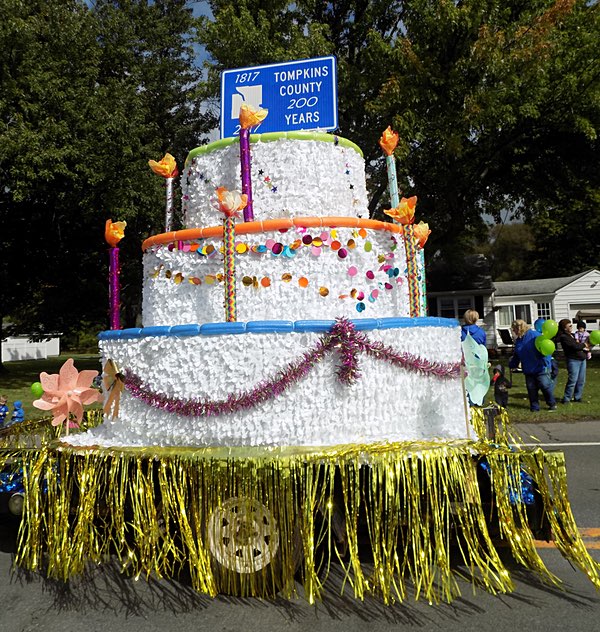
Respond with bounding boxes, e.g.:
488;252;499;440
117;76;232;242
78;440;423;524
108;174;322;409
379;126;399;156
239;103;268;130
105;219;127;247
214;186;248;219
148;153;178;178
413;221;431;248
384;196;418;225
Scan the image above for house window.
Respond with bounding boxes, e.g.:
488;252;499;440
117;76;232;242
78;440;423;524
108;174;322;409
536;303;552;320
497;306;513;328
515;304;532;323
497;304;532;327
438;297;474;319
569;303;600;327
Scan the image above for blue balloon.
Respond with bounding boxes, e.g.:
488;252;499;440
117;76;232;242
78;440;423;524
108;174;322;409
534;318;545;333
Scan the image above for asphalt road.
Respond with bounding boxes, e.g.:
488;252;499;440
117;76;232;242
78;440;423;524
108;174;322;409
1;422;600;632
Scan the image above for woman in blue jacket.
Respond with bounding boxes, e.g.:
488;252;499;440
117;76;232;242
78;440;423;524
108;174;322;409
508;319;557;412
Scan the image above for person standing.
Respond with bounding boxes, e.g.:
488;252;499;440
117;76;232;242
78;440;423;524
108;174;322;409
491;365;512;408
461;309;486;345
557;319;589;403
508;319;557;411
10;400;25;424
0;396;9;427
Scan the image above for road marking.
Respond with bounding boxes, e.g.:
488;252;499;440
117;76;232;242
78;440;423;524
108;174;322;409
534;528;600;549
515;442;600;448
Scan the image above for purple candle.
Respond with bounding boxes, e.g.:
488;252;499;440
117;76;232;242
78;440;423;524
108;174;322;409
109;247;121;330
239;128;254;222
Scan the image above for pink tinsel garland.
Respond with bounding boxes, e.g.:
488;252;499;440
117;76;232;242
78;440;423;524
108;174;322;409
122;319;460;419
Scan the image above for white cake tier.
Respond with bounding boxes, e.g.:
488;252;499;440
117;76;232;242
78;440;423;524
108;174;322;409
64;318;472;449
182;133;368;227
141;219;411;327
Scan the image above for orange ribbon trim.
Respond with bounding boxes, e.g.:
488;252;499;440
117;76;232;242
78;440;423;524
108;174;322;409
142;217;402;251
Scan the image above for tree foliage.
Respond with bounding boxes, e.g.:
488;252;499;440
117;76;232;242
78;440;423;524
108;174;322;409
1;0;598;359
198;0;599;278
0;0;207;360
476;222;537;281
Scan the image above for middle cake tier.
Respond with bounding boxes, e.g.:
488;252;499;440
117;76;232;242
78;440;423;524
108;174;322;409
142;217;413;326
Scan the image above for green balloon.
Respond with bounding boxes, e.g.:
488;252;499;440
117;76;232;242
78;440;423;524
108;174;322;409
541;319;558;339
31;381;44;398
535;336;555;356
589;330;600;346
535;335;544;351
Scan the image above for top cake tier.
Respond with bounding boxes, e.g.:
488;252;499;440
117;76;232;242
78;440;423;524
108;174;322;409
182;132;368;227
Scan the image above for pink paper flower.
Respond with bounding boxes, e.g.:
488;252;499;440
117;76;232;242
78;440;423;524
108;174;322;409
33;358;101;427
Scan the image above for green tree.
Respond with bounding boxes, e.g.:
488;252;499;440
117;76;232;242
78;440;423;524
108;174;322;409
0;0;206;367
0;0;102;368
198;0;600;277
197;0;404;201
527;189;600;277
369;0;600;265
477;222;537;281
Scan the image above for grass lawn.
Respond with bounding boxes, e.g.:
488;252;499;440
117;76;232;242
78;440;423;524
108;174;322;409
0;354;598;425
485;356;600;423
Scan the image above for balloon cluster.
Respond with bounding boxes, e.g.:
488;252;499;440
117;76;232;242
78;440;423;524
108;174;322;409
535;319;557;356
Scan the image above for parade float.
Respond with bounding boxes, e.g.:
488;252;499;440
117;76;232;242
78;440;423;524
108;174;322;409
1;58;600;605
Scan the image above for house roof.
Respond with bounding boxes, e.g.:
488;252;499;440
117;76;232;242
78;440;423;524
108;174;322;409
493;270;594;297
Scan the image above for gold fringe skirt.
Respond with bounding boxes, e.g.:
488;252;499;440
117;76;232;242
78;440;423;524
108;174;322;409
1;409;599;604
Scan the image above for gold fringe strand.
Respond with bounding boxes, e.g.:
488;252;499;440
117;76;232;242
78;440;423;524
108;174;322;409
2;428;597;604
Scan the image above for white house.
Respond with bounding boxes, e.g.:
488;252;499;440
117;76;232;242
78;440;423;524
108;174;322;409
428;269;600;349
492;269;600;348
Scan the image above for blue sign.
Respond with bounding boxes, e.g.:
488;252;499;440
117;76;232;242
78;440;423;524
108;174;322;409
220;56;337;139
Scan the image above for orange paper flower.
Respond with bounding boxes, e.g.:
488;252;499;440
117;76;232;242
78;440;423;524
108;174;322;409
105;219;127;247
379;126;399;156
413;221;431;248
239;103;268;130
214;186;248;218
384;196;418;225
33;358;101;427
148;153;178;178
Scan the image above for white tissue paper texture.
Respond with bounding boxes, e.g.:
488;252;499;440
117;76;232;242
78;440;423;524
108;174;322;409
182;137;368;226
64;326;472;449
142;227;410;326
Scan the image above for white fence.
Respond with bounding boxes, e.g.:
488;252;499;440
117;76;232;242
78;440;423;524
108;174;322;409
1;336;60;362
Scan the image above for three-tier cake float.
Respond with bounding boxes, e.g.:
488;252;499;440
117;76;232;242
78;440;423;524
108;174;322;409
2;102;599;604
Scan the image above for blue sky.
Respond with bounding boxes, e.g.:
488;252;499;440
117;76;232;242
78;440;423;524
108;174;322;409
189;0;212;18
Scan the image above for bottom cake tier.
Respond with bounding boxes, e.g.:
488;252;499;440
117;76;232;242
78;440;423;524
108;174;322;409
64;317;473;448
